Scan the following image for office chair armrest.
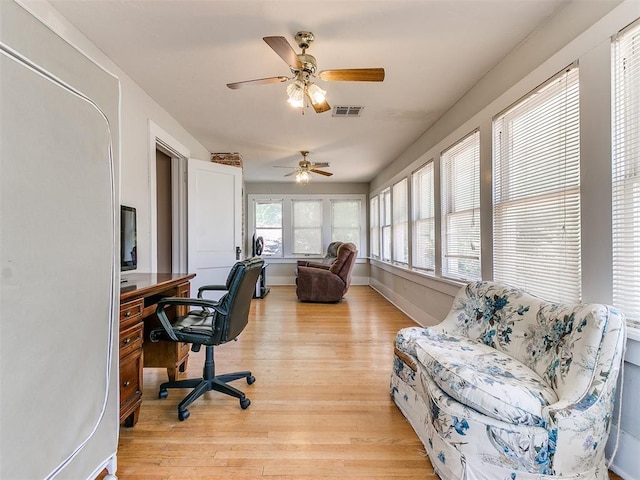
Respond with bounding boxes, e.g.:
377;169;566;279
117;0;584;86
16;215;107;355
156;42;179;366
197;284;228;298
156;297;220;310
154;297;228;342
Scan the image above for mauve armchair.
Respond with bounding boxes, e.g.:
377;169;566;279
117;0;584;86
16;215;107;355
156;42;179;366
296;242;357;303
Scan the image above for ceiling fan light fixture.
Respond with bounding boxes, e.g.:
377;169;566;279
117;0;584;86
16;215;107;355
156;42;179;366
296;170;311;184
307;82;326;105
286;80;305;108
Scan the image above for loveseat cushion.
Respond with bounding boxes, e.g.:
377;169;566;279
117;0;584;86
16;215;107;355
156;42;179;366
415;330;558;427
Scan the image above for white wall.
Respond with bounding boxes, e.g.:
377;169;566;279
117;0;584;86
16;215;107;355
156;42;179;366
368;1;640;477
20;0;212;273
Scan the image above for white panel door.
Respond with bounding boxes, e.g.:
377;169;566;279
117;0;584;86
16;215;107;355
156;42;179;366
187;159;242;292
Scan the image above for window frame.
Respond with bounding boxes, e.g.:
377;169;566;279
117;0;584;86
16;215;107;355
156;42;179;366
331;199;362;248
392;178;409;266
440;130;481;282
412;160;436;273
253;199;284;257
612;20;640;328
370;195;380;259
380;187;392;262
492;66;581;303
291;199;323;256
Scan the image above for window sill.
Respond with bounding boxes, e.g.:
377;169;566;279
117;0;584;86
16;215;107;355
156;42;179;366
260;256;368;264
369;258;464;297
624;330;640;366
627;327;640;343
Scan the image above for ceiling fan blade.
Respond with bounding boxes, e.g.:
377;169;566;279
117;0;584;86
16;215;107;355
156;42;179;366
310;162;330;168
306;91;331;113
318;68;385;82
263;36;302;69
284;170;298;177
312;100;331;113
226;76;289;89
310;169;333;177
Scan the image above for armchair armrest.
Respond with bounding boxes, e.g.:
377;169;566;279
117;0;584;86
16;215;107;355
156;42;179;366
296;265;346;302
296;260;330;270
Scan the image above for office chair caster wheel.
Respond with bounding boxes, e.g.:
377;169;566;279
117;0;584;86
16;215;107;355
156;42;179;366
247;375;256;385
240;398;251;409
178;408;190;421
158;389;168;399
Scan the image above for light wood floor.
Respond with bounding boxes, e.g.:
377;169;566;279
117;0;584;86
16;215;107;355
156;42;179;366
102;286;623;480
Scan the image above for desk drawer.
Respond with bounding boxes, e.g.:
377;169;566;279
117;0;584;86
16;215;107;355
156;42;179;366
120;323;143;359
120;350;142;410
178;341;190;360
120;299;143;330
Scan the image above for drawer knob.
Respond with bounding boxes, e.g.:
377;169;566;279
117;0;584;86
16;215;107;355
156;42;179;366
124;311;131;318
123;338;131;345
123;381;130;387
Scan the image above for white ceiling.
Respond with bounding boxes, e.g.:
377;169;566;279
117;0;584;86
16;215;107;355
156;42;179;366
49;0;571;183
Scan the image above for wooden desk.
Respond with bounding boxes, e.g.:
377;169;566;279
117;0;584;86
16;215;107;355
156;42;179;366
119;272;196;427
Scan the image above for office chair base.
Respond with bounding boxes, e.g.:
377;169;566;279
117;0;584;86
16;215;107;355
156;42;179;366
158;345;255;421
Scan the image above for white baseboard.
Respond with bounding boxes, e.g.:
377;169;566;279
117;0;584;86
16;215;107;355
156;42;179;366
267;275;370;286
606;424;640;480
369;278;439;327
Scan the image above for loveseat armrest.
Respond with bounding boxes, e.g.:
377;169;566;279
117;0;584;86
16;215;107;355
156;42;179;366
541;312;626;474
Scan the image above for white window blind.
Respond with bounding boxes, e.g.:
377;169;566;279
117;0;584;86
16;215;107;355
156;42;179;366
413;161;435;272
381;188;392;262
292;200;323;255
332;199;361;246
613;21;640;328
392;178;408;265
493;67;581;303
370;195;380;258
254;200;283;256
441;131;481;281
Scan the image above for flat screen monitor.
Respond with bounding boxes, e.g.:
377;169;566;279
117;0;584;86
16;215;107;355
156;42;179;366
121;205;137;271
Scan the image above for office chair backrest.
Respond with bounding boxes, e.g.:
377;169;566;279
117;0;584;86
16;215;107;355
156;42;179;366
215;257;264;342
224;261;243;288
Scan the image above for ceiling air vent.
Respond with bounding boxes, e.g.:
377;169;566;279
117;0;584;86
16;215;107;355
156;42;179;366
332;105;364;117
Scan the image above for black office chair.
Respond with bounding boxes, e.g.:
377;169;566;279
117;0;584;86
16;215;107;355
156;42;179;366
150;257;264;421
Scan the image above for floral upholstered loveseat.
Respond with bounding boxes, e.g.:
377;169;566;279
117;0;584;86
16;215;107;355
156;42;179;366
391;281;626;480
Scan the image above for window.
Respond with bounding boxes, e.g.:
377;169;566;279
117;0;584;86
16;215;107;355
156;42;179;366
613;22;640;328
332;199;361;246
249;194;366;257
392;179;409;265
441;131;481;281
254;200;282;256
292;200;323;255
370;195;380;258
412;161;435;272
380;188;392;262
493;67;580;303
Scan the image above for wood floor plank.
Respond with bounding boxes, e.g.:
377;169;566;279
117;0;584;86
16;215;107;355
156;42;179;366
100;286;624;480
